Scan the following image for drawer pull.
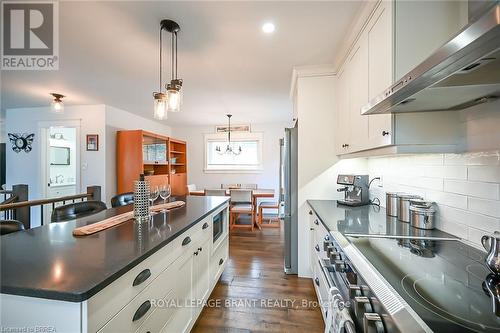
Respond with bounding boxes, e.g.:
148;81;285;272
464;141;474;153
314;220;319;225
308;210;313;215
315;277;320;287
198;247;203;252
182;236;191;246
132;269;151;287
219;258;224;266
315;244;320;252
132;300;151;322
202;222;209;229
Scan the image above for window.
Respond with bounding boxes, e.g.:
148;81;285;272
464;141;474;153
204;132;263;172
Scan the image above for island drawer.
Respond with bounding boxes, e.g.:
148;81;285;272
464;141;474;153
97;250;191;333
87;224;199;332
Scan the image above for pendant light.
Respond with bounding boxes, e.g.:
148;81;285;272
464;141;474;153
153;19;182;119
216;114;242;156
50;93;65;113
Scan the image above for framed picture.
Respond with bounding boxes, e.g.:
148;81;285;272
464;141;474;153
86;134;99;151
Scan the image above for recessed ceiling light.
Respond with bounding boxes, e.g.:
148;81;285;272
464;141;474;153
262;22;275;34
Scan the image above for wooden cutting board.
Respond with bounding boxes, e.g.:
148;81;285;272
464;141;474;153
73;201;185;236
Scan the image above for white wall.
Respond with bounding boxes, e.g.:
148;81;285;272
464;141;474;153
105;105;172;204
172;122;285;201
5;104;172;226
5;105;106;226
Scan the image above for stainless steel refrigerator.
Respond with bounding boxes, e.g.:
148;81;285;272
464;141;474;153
280;123;298;274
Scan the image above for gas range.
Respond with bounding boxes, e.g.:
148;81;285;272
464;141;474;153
307;200;500;333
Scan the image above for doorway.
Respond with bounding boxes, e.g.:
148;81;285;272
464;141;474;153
39;122;81;224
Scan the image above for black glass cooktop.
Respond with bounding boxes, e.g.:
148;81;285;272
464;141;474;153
350;237;500;332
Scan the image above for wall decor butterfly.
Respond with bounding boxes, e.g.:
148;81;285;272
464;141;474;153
8;133;35;153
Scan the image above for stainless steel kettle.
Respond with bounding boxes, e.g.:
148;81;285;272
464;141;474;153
482;231;500;275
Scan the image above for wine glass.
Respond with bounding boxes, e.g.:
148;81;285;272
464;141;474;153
159;184;171;205
149;186;159;208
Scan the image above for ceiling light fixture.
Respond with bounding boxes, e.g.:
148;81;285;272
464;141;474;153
216;114;242;156
153;19;183;120
50;93;65;113
262;22;275;34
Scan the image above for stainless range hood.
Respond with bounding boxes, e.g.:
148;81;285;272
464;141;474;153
362;2;500;115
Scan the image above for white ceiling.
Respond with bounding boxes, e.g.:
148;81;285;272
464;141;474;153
1;1;362;126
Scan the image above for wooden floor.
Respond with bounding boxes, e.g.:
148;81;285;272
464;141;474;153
192;220;324;333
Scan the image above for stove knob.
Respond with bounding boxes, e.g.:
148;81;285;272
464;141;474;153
349;285;362;298
323;241;332;251
354;296;373;319
329;251;342;263
334;260;346;273
363;313;385;333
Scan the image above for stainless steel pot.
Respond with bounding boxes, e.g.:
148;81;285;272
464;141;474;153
397;194;422;222
410;205;436;230
386;192;402;217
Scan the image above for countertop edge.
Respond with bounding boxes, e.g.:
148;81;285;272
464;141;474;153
0;198;230;303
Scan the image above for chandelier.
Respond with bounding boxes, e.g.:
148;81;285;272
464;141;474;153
153;19;183;120
216;114;242;155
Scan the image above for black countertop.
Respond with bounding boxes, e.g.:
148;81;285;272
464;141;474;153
307;199;458;239
0;196;229;302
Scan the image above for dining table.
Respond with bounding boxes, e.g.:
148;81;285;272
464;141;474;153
189;188;275;227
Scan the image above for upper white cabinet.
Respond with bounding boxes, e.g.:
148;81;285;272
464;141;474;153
335;0;468;156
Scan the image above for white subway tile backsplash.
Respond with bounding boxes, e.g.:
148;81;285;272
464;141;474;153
364;150;500;242
444;151;500;166
468;197;500;218
438;205;500;231
421;165;467;179
425;190;467;209
468;166;500;183
468;227;493;247
443;179;499;200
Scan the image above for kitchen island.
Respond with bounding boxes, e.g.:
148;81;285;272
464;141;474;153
1;196;230;333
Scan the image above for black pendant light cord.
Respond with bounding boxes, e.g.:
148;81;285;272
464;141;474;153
171;32;175;81
159;27;163;92
228;114;231;145
175;32;178;80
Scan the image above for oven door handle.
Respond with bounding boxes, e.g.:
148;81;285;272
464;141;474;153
318;259;335;290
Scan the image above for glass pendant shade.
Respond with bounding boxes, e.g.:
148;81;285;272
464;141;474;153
153;93;167;120
166;88;182;113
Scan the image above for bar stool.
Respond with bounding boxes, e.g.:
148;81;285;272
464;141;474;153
258;202;280;228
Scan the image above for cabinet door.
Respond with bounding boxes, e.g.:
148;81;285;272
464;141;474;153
367;0;393;148
194;237;211;305
161;252;194;333
335;67;350;154
171;173;187;196
347;35;369;152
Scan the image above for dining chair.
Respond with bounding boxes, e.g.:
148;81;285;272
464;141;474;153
111;192;134;207
221;183;240;189
204;189;227;196
51;201;107;223
258;201;281;228
187;184;197;193
0;220;25;236
240;184;258;189
229;189;254;231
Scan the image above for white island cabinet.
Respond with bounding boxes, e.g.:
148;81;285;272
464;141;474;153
0;203;229;333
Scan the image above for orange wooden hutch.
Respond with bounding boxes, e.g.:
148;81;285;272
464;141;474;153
116;130;187;196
